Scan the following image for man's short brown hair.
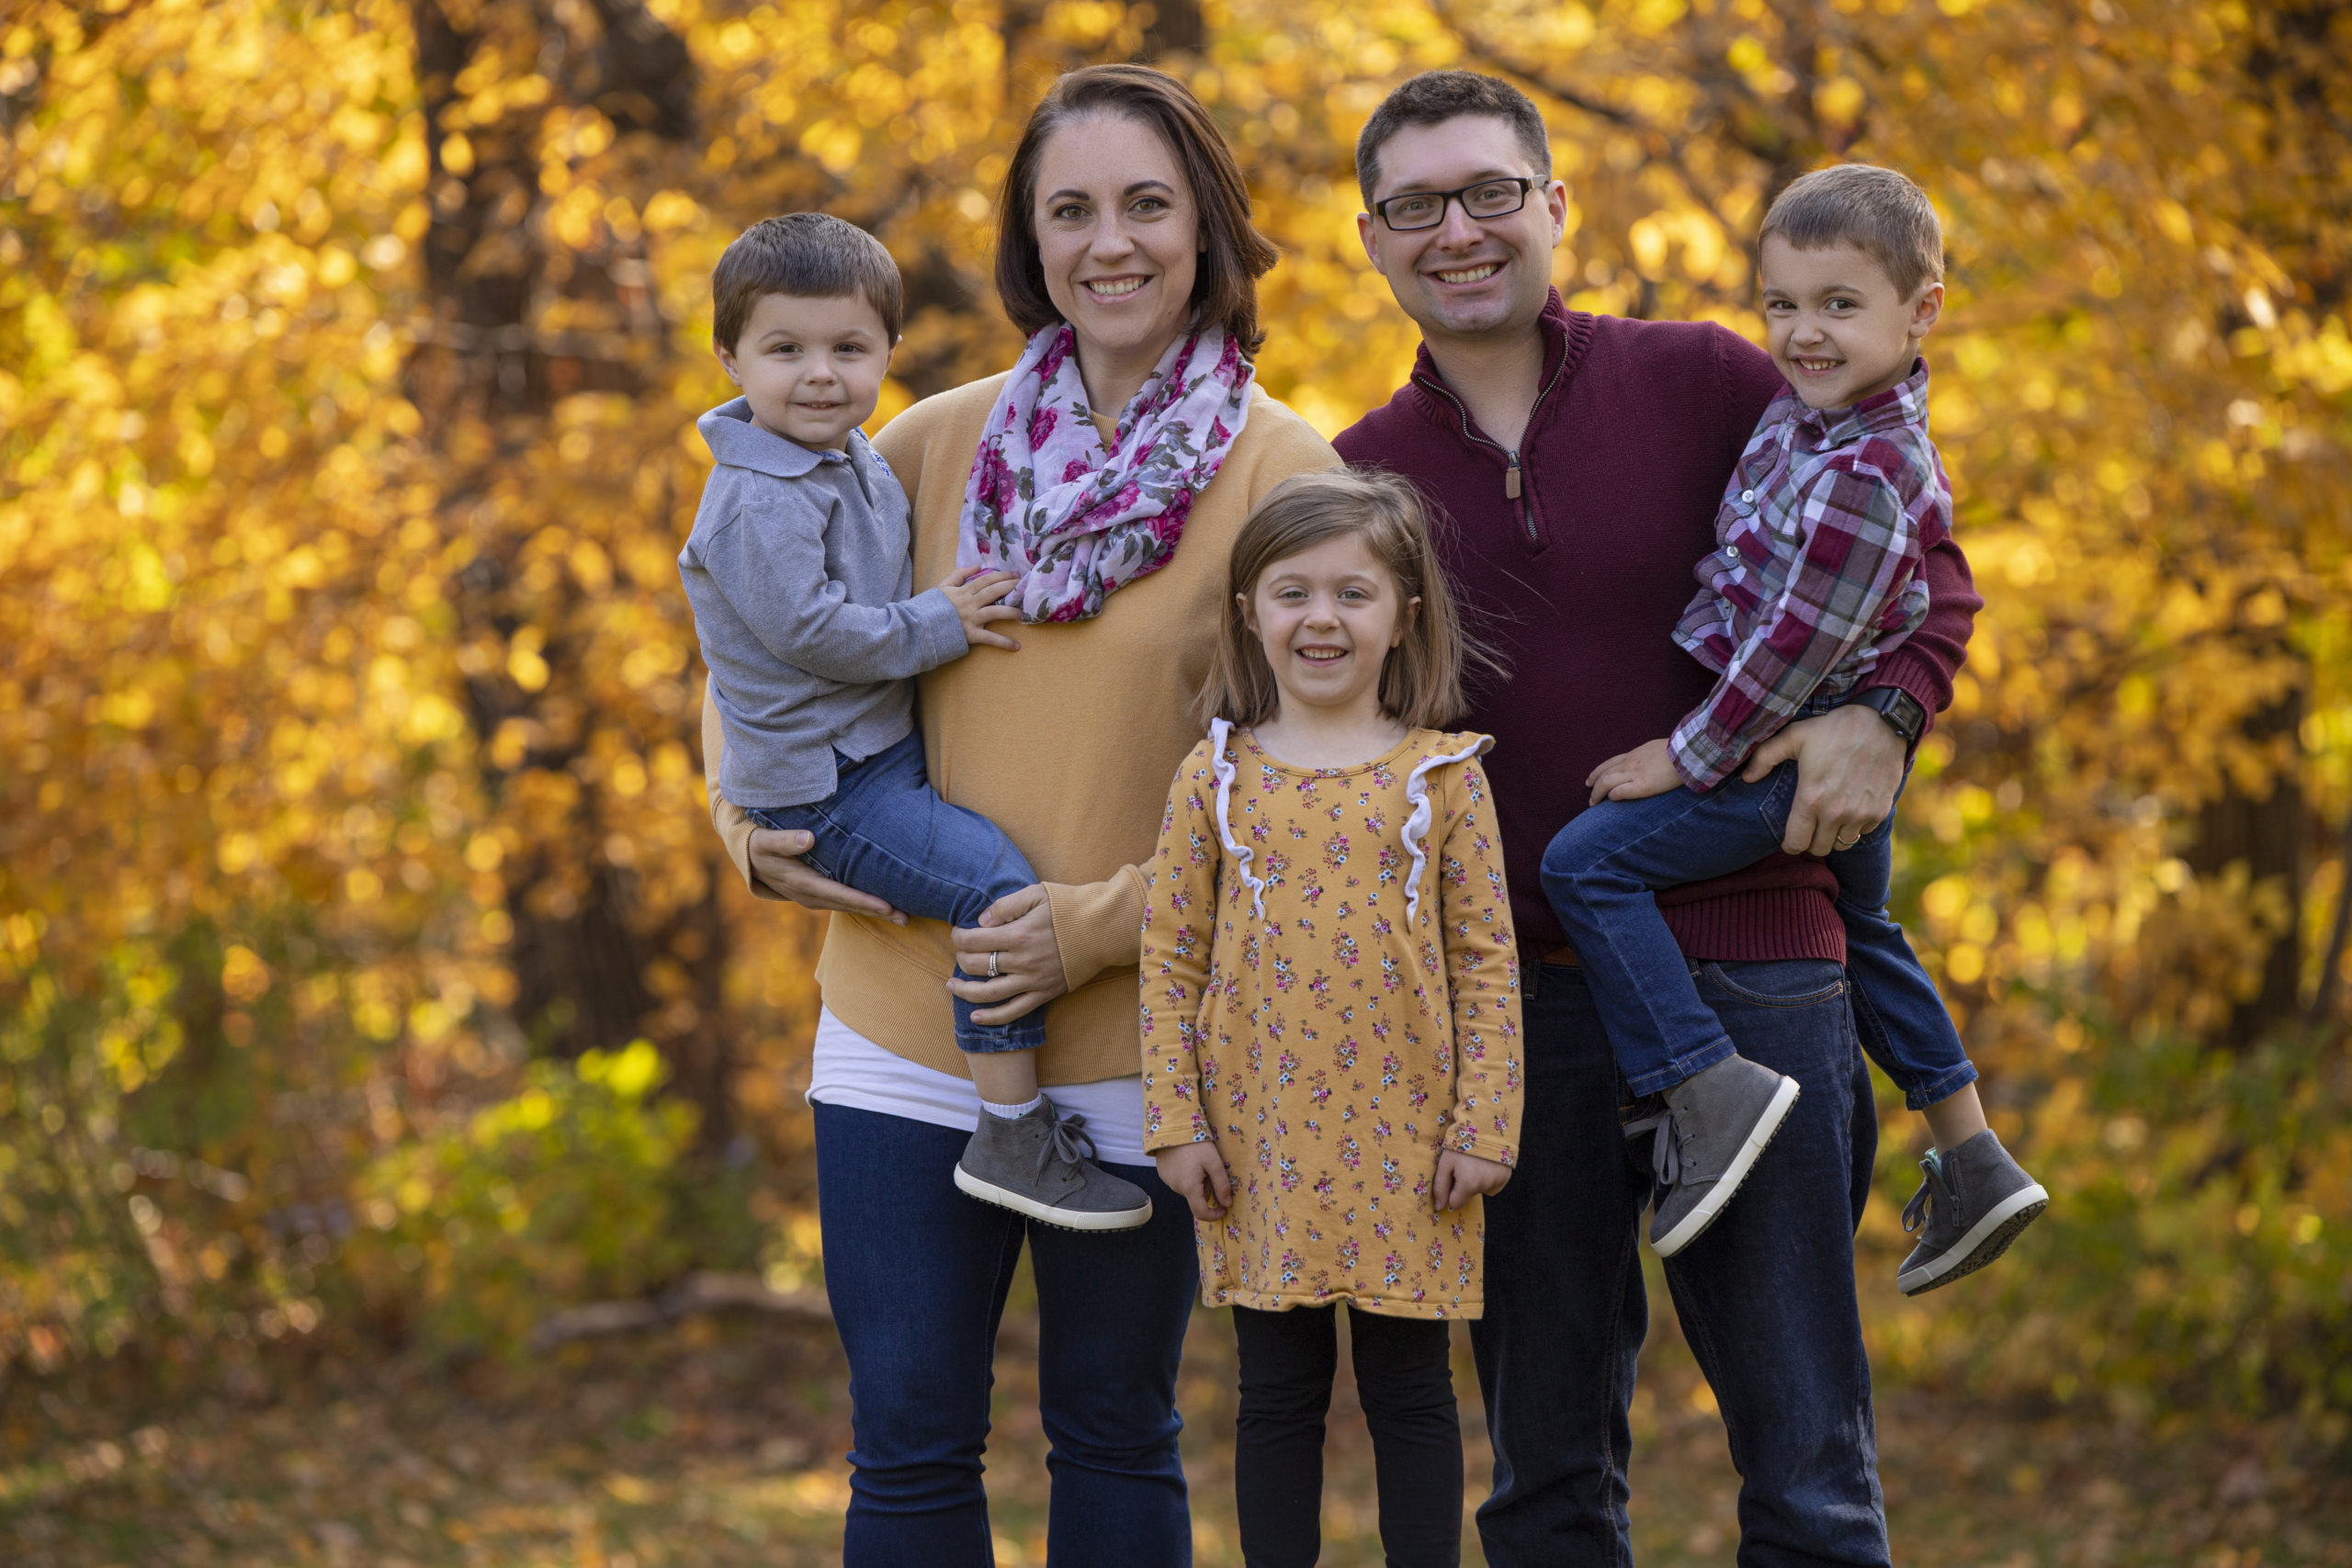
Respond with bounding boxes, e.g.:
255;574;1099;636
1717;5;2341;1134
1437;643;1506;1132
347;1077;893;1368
712;213;903;353
1353;71;1552;208
1758;164;1944;299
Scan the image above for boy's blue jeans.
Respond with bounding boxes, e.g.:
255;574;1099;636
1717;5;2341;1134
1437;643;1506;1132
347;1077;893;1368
1539;758;1978;1111
745;729;1045;1055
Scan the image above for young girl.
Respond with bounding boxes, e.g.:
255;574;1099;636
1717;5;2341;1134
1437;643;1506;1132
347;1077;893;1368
1138;469;1522;1568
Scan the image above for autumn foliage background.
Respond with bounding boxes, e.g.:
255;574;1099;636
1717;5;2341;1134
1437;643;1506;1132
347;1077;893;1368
3;0;2350;1423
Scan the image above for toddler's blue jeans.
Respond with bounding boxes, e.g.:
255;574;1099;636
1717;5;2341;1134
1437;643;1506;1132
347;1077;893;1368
745;729;1045;1055
1539;759;1978;1111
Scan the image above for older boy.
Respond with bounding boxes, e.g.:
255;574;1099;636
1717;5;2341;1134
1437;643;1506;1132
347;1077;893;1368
1338;72;1984;1566
680;213;1150;1231
1541;164;2045;1282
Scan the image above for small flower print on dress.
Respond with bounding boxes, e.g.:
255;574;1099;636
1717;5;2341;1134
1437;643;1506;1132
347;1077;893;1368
1137;732;1522;1320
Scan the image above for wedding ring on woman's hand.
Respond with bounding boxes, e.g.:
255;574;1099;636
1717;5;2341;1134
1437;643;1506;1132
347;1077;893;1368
1836;833;1860;849
986;951;1001;979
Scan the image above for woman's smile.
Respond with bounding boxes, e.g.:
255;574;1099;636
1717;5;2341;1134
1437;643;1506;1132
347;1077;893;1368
1033;112;1202;412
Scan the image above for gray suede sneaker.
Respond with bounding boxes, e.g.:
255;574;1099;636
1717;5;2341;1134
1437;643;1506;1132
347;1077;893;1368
1896;1129;2048;1295
954;1101;1154;1232
1625;1055;1802;1258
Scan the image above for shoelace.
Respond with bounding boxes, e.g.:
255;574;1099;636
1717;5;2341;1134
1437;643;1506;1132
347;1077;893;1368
1037;1104;1101;1176
1622;1108;1688;1191
1900;1154;1953;1234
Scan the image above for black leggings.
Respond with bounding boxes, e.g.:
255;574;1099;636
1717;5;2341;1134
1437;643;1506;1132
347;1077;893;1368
1232;1303;1463;1568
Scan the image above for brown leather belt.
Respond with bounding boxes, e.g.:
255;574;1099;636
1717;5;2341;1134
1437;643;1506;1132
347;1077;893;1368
1540;943;1581;967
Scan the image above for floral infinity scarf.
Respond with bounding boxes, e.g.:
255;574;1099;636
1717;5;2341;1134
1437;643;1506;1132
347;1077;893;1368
958;321;1253;624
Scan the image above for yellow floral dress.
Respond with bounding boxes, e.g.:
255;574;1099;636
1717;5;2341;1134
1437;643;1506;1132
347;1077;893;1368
1138;722;1523;1319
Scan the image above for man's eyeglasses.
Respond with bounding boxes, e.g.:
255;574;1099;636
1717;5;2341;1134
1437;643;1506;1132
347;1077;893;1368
1374;177;1535;232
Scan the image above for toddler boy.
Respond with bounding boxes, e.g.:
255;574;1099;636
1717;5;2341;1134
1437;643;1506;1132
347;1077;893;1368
1539;166;2045;1290
679;213;1151;1231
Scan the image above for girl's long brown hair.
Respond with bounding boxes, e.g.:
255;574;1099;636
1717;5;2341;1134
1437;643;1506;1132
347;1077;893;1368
1195;468;1493;729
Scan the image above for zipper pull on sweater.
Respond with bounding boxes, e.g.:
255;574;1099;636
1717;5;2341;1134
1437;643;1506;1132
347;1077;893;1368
1505;452;1522;500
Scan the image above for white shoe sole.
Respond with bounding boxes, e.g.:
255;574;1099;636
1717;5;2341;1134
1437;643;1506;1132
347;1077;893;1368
1650;1074;1803;1258
954;1165;1154;1232
1897;1182;2049;1295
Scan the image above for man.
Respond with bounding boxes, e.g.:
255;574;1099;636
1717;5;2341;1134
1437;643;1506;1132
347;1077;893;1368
1337;71;1980;1565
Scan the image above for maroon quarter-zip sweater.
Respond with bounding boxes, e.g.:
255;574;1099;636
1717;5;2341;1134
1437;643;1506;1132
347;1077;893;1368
1334;292;1981;963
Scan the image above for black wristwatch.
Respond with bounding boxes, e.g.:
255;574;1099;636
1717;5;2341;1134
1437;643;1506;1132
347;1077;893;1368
1847;686;1927;746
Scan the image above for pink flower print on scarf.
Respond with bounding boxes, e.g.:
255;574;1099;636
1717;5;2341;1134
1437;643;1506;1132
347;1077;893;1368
956;321;1255;623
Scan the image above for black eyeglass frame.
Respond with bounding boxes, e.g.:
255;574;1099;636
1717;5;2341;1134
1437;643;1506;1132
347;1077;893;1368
1373;176;1537;232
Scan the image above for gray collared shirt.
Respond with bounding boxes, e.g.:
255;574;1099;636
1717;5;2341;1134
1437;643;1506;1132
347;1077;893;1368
679;398;966;809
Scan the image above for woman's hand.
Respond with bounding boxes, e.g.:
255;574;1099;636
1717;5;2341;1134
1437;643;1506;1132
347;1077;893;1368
947;884;1069;1026
1431;1149;1512;1212
1156;1143;1232;1223
1586;738;1682;806
746;828;907;923
1736;702;1906;856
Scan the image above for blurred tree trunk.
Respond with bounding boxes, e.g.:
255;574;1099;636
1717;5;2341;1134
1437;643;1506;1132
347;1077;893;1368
1136;0;1204;59
2187;688;2307;1048
405;0;734;1141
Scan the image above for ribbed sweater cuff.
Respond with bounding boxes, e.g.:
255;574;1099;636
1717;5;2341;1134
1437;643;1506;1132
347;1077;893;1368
1044;865;1149;992
1867;649;1952;739
1660;886;1847;964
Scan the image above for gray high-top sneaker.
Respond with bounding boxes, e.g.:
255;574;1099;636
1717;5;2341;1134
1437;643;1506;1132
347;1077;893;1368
954;1101;1154;1232
1896;1129;2048;1295
1624;1055;1802;1258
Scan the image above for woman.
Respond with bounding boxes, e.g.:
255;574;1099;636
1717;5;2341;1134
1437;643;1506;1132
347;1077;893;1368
702;65;1339;1566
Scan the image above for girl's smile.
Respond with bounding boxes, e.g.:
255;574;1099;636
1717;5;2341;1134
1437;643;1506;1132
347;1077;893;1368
1242;531;1420;772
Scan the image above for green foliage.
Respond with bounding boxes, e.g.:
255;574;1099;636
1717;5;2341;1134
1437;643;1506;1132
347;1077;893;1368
343;1041;753;1358
1869;1021;2352;1415
0;942;164;1368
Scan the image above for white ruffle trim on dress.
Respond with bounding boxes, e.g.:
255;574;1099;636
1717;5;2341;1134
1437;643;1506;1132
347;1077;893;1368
1206;718;1269;919
1401;735;1494;929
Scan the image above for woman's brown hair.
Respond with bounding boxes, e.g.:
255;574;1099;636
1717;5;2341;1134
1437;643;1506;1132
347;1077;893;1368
995;64;1278;355
1196;469;1492;730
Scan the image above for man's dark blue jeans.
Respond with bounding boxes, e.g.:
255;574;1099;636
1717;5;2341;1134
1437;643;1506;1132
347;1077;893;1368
814;1101;1199;1567
1541;761;1978;1112
746;729;1044;1055
1470;958;1890;1568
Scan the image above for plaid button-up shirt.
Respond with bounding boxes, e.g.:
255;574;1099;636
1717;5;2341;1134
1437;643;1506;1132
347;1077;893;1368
1668;359;1951;791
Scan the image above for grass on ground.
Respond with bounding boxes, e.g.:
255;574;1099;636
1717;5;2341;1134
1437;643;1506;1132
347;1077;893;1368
9;1271;2352;1568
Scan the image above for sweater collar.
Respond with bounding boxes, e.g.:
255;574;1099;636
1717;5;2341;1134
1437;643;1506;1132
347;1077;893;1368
1407;289;1594;443
697;396;856;478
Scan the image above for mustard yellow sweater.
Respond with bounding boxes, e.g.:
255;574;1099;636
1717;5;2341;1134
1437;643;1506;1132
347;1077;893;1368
705;372;1341;1084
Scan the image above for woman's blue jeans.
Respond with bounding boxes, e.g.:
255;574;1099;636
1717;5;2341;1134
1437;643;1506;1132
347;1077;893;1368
814;1101;1200;1567
1540;761;1978;1111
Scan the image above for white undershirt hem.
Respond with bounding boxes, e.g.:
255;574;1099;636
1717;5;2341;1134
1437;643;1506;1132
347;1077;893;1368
807;1006;1151;1168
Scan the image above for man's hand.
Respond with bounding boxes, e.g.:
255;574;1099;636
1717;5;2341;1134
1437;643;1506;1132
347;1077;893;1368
947;884;1069;1026
1586;738;1683;807
1737;701;1907;856
940;566;1022;651
746;827;907;922
1431;1148;1512;1211
1156;1142;1232;1222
